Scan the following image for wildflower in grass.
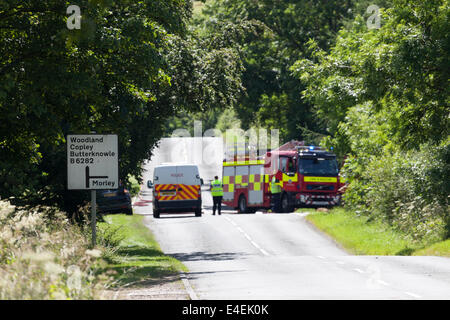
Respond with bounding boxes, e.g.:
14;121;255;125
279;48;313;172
22;251;55;263
0;200;113;299
85;249;102;258
44;262;65;275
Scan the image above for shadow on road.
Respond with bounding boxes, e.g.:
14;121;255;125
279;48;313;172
171;251;249;262
203;205;235;211
157;214;199;219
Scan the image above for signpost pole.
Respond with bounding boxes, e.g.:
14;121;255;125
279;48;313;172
91;189;97;247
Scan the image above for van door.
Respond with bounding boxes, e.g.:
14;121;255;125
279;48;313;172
176;165;201;201
154;166;178;200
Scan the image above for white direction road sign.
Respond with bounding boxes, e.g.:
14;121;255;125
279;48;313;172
67;134;119;190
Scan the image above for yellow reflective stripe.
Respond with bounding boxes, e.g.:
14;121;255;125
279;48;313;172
235;175;242;184
241;183;248;187
249;174;255;183
228;184;234;192
223;176;230;184
282;173;298;182
304;176;337;183
254;183;261;191
264;175;269;183
223;160;265;167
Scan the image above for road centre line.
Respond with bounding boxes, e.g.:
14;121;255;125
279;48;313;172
224;216;269;256
250;240;261;248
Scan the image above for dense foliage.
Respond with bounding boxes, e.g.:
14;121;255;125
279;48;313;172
293;0;449;241
0;0;242;212
192;0;392;141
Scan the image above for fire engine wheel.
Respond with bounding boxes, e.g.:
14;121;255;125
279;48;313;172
238;194;248;213
153;209;160;218
281;193;294;213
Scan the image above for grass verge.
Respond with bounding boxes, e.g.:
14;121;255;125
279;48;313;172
304;208;450;256
98;214;187;287
412;239;450;257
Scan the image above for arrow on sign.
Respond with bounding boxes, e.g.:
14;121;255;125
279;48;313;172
85;166;108;188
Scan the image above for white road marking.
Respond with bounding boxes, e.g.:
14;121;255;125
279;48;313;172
377;280;390;286
180;272;198;300
317;255;326;260
404;291;421;299
353;268;365;274
336;261;345;265
250;241;261;249
225;216;269;256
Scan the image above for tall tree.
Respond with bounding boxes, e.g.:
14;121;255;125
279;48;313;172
194;0;361;142
0;0;243;212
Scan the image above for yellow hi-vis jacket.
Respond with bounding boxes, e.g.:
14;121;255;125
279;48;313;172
270;176;282;194
211;179;224;197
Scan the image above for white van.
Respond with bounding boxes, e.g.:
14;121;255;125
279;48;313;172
152;164;202;218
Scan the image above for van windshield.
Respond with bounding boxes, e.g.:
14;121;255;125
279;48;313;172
298;158;338;176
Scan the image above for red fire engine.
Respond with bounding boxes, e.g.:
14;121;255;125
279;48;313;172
222;141;344;213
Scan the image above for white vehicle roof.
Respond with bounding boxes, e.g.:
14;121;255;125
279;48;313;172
157;163;198;167
153;163;200;185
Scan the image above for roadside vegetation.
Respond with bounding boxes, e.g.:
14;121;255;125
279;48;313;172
294;0;449;246
126;175;141;198
306;208;450;257
98;214;187;287
0;200;111;299
0;199;187;299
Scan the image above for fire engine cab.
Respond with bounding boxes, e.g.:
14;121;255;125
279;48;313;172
222;141;343;213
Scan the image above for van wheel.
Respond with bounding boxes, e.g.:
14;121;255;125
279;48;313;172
238;194;248;213
195;208;202;217
281;193;293;213
153;209;160;218
126;208;133;216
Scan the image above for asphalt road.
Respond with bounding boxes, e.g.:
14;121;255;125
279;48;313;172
133;186;450;300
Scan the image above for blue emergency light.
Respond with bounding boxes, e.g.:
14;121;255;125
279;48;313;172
309;146;314;150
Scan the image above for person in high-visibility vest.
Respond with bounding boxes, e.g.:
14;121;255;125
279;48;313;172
270;175;282;212
210;175;224;215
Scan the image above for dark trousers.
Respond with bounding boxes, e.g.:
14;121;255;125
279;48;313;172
213;196;223;215
271;193;281;212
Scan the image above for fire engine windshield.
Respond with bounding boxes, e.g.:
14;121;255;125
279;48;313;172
298;158;339;176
